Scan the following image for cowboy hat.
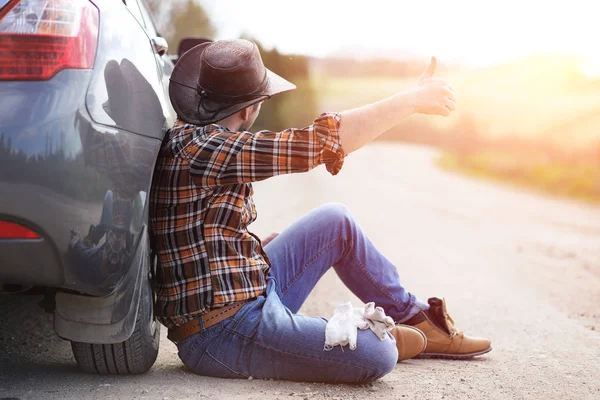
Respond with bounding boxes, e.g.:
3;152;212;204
169;39;296;126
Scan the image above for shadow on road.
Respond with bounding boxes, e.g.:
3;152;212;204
0;295;79;376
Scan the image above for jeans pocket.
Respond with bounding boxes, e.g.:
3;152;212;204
177;322;225;368
195;350;248;379
177;334;204;369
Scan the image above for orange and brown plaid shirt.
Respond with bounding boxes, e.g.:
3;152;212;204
149;113;345;328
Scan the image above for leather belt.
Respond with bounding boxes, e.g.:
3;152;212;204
167;301;249;344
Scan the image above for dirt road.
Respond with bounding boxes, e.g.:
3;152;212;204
1;143;599;399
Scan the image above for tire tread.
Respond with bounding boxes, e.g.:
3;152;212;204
70;278;160;375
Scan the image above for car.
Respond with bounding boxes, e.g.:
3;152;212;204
0;0;205;374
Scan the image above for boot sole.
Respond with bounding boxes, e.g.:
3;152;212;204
416;346;492;360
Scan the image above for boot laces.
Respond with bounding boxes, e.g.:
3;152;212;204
445;311;459;337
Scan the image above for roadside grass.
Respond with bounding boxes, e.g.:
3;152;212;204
438;150;600;205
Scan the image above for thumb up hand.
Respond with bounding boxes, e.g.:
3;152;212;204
420;56;437;82
409;56;456;117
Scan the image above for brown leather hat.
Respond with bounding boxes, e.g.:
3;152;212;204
169;39;296;126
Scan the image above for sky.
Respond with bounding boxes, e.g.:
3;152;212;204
200;0;600;70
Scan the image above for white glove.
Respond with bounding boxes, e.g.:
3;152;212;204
363;302;395;340
324;302;369;350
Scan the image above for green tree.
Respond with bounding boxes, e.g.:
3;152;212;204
145;0;215;50
244;38;318;132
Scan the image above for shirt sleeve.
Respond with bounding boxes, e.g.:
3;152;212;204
186;112;346;188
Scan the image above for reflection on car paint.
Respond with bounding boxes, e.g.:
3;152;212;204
67;59;164;292
85;3;171;137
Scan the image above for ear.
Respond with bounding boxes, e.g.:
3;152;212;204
240;106;251;121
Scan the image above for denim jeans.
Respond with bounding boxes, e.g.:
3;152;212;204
176;203;428;383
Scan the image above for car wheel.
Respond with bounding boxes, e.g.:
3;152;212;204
70;273;160;374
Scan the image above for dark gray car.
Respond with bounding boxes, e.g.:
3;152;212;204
0;0;200;374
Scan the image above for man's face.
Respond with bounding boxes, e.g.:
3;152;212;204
241;101;262;131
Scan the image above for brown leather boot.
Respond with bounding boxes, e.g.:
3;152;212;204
389;325;427;362
405;297;492;359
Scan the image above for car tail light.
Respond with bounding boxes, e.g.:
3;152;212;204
0;0;99;81
0;221;40;239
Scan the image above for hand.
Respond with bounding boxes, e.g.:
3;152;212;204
408;57;456;117
262;232;279;247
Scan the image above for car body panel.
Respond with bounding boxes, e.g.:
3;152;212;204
85;0;173;139
0;0;175;342
0;70;102;289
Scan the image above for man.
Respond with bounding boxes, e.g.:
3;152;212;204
150;39;491;383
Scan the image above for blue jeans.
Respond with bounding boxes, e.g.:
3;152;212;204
176;203;428;383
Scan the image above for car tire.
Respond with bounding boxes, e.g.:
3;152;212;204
70;275;160;374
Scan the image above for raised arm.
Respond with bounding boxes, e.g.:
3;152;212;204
338;57;456;153
187;57;455;188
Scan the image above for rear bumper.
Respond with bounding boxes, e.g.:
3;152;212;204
0;180;103;291
0;181;145;296
0;235;63;287
0;179;94;288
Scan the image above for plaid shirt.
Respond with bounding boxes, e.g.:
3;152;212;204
150;113;345;328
